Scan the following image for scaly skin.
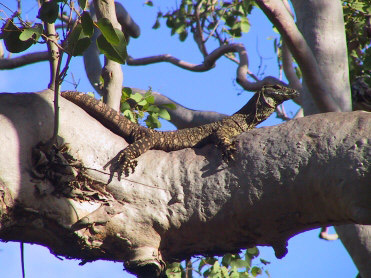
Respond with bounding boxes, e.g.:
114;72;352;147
61;84;298;180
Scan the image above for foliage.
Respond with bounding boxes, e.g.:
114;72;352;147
342;0;371;86
166;248;270;278
0;0;127;62
151;0;255;43
121;87;176;129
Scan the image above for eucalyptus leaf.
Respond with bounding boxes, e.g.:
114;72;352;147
96;18;119;45
161;103;177;110
78;0;88;10
158;108;171;120
1;20;33;53
81;11;94;38
96;28;127;64
37;1;59;24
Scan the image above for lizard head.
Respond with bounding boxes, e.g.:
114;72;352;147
260;84;299;107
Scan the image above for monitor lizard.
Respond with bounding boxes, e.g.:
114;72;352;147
61;84;299;181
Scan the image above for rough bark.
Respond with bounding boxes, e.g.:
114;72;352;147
0;90;370;276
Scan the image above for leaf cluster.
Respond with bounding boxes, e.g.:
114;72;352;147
166;248;270;278
342;0;371;86
0;0;127;64
150;0;255;43
120;87;176;129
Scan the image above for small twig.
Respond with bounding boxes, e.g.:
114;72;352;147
194;0;208;57
204;9;226;43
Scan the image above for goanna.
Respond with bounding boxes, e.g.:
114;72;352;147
61;84;298;180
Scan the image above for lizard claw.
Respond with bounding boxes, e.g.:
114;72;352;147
220;142;237;163
104;149;138;182
115;150;138;179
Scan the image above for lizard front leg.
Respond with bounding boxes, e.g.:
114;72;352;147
104;136;158;181
213;114;251;162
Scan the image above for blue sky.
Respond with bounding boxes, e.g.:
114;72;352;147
0;1;358;277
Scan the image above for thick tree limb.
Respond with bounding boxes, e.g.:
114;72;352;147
0;91;369;276
255;0;341;112
291;0;352;113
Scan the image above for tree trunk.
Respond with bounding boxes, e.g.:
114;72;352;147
292;1;370;276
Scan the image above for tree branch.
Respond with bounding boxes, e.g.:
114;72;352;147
127;43;286;91
130;88;227;128
281;41;302;91
255;0;341;112
92;0;123;110
0;91;369;276
0;51;49;69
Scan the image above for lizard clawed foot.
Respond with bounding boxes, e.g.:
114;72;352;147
220;143;237;163
104;149;138;182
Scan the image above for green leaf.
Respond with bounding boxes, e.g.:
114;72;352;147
1;20;34;53
120;102;131;112
19;24;42;42
37;1;59;24
144;1;153;6
152;19;160;29
147;105;160;113
220;266;229;277
247;247;259;257
129;92;144;103
179;30;188;41
66;24;91;56
363;47;371;70
230;259;250;269
145;95;155;104
122;87;132;98
137;99;148;106
81;11;94;37
251;266;262;277
260;258;270;265
166;17;174;28
145;114;161;129
174;22;186;34
209;261;221;276
78;0;88;10
96;28;127;64
240;17;250;33
158;108;171;120
123;110;136;122
96;18;119;45
161;103;177;110
221;253;233;267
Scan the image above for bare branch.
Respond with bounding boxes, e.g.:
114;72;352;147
193;1;208;57
0;51;49;69
130;88;227;128
127;43;286;91
255;0;341;112
281;41;302;91
115;2;140;38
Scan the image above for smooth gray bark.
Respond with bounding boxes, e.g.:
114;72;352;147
291;1;369;275
0;91;370;275
292;0;352;114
